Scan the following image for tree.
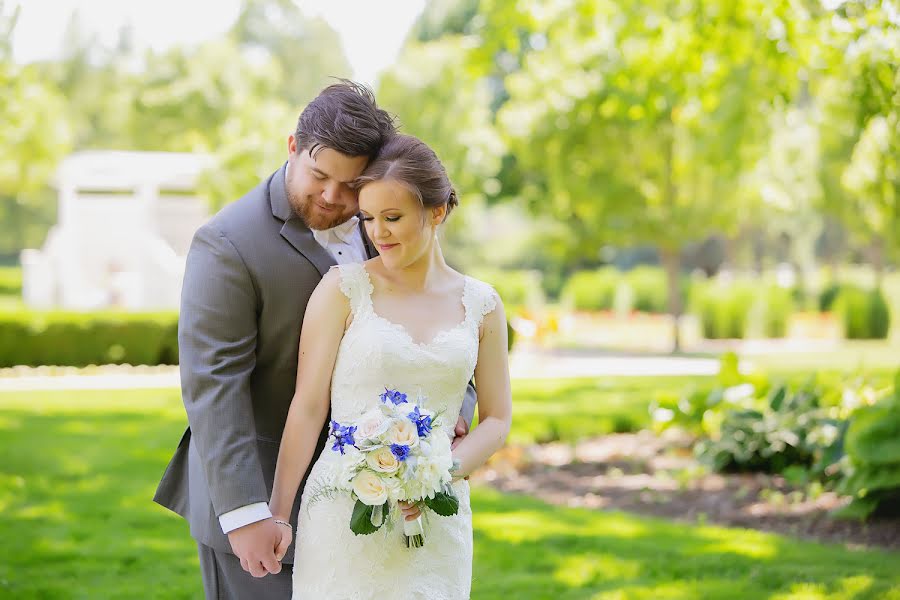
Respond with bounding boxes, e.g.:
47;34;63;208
477;0;815;349
0;5;72;257
814;2;899;279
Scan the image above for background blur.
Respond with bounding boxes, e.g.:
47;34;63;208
1;1;899;598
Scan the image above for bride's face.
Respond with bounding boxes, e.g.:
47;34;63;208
358;179;442;270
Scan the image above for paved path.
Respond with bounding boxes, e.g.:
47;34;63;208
0;350;735;392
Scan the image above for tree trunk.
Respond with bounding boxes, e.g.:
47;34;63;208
867;239;884;289
661;246;683;353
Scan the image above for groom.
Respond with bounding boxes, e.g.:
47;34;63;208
153;81;477;599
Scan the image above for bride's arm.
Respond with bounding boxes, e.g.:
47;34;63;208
451;293;512;478
269;270;349;522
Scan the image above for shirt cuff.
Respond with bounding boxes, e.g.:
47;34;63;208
218;502;273;534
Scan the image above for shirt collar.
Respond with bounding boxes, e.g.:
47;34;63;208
312;215;360;245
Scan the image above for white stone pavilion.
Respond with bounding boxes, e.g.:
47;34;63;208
21;151;213;310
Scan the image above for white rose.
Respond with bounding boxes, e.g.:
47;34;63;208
365;446;401;474
357;410;390;440
352;470;389;506
386;419;419;448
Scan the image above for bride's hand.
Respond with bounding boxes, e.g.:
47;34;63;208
273;518;293;561
398;500;422;521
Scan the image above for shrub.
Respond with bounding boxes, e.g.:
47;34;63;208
469;269;544;309
819;283;842;312
561;268;620;311
0;266;21;296
836;285;891;339
834;370;900;520
622;266;668;313
759;285;795;338
691;280;756;339
0;310;179;367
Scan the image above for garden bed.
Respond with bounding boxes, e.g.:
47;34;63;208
474;431;900;550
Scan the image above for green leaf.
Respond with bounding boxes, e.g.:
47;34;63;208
424;490;459;517
769;385;787;411
350;500;386;535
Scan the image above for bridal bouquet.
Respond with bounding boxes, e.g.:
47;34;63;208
309;388;460;548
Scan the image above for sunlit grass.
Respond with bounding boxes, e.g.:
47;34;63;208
2;388;899;598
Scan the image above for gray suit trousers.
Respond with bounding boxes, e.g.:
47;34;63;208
197;542;292;600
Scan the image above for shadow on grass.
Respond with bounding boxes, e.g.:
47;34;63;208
470;488;900;600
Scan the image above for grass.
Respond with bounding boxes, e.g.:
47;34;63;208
1;387;899;599
509;376;705;444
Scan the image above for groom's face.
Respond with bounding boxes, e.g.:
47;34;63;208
286;135;368;230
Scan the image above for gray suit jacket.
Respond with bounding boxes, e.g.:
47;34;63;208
153;164;477;564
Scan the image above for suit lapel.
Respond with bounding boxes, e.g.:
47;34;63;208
358;217;378;259
269;162;337;277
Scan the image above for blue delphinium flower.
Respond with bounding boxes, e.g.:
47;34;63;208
380;387;408;406
330;419;357;455
407;406;433;438
390;444;411;461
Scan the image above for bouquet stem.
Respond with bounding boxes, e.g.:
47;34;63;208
403;515;425;548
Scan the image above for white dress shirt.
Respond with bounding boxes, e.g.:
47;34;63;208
218;171;368;534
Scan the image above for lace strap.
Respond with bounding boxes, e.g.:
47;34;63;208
334;263;374;317
462;276;498;329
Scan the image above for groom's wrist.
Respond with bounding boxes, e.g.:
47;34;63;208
219;502;272;534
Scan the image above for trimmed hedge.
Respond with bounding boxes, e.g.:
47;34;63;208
0;266;22;296
0;310;179;367
691;281;756;339
623;266;668;314
836;285;891;340
469;268;544;308
561;268;619;311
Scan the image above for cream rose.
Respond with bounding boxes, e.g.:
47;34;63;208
352;470;389;506
385;419;419;447
357;410;390;440
365;446;401;474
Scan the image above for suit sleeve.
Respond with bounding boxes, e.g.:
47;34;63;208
459;381;477;428
178;223;267;516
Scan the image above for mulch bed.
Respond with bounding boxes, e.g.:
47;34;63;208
472;431;900;551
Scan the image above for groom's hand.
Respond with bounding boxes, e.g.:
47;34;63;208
228;519;283;577
451;417;470;481
450;416;469;450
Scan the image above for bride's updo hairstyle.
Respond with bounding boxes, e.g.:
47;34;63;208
353;134;458;223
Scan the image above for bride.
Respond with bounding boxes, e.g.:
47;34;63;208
267;134;513;599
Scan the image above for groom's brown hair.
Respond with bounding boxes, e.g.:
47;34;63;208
295;79;396;161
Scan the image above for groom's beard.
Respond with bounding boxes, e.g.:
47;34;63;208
288;189;356;231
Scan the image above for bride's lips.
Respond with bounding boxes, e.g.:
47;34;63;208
377;243;399;252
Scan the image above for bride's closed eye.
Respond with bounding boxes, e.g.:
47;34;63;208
361;216;402;223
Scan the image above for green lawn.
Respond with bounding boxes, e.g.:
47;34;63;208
509;376;705;443
1;387;899;599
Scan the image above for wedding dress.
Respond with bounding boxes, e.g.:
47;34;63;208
291;262;497;600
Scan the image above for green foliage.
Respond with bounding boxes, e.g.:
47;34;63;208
469;268;543;309
693;382;843;475
423;489;460;516
349;499;386;535
561;268;620;311
819;282;843;312
691;280;756;339
0;309;178;367
0;265;21;295
836;285;891;340
834;371;900;520
759;285;795;338
622;266;668;314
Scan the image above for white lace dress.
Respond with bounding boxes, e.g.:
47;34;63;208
291;262;497;600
